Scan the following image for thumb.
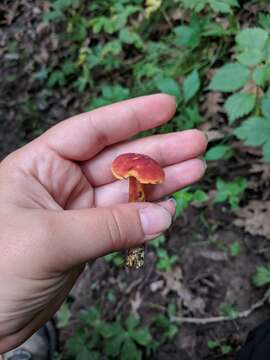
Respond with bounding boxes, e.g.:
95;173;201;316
46;200;175;271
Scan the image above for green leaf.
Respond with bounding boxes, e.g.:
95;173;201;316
183;69;200;102
263;141;270;162
252;65;270;86
234;117;270;159
214;177;247;209
119;28;143;48
57;302;71;328
105;333;125;357
205;144;233;161
209;0;236;13
209;63;250;92
220;303;239;318
77;348;99;360
253;265;270;287
236;28;268;51
261;96;270;120
192;189;208;202
173;189;194;217
237;48;264;67
121;338;141;360
229;241;241;257
130;327;152;346
151;235;166;248
208;340;220;349
174;22;201;49
224;92;256;123
125;316;139;331
258;13;270;32
221;345;232;354
154;76;181;99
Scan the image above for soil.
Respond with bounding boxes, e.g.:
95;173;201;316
1;2;270;359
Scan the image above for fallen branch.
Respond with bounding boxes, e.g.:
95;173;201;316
171;293;268;325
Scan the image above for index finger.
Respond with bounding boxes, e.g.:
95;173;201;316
41;94;176;161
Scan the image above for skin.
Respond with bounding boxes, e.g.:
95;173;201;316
0;94;207;353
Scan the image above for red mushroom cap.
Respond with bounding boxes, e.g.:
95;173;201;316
112;153;165;184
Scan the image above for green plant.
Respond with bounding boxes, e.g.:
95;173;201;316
208;339;233;355
214;177;247;209
173;188;208;217
209;27;270;161
219;302;239;318
229;241;241;257
65;308;155;360
104;252;124;267
151;303;179;343
177;0;239;13
156;248;178;272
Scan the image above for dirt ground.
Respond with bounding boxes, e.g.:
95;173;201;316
1;2;270;359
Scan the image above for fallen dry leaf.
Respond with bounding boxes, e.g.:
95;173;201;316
202;92;224;119
250;164;270;185
234;201;270;239
161;267;205;315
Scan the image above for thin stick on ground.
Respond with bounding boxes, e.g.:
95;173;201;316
170;293;268;325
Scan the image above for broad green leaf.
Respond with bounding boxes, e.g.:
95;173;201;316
252;65;270;86
119;28;143;48
209;63;250;92
205;145;233;161
209;0;232;13
174;24;201;48
125;316;139;331
208;340;220;349
253;265;270;287
77;348;99;360
214;177;247;209
234;116;270;161
192;189;208;202
236;28;268;51
230;241;241;257
57;302;71;328
221;345;232;354
237;48;264;67
183;69;200;102
258;13;270;32
121;339;141;360
154;76;181;99
224;92;256;123
105;333;125;357
263;141;270;161
234;116;270;146
130;327;152;346
261;96;270;120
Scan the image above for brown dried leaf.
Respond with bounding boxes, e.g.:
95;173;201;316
250;164;270;185
161;267;205;315
234;201;270;239
202;92;224;119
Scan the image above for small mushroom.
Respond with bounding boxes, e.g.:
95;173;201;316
112;153;165;269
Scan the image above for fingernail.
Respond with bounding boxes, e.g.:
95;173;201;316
198;157;207;171
139;206;172;236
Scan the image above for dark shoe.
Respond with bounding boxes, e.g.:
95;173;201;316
238;319;270;360
3;321;58;360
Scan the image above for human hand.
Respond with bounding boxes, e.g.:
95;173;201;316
0;94;207;352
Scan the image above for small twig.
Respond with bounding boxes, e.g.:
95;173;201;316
171;293;268;325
